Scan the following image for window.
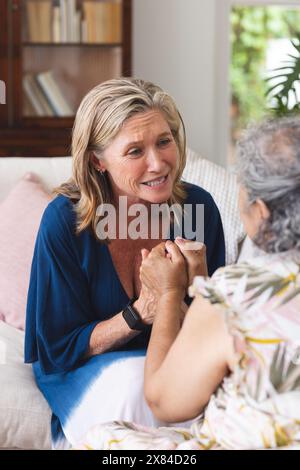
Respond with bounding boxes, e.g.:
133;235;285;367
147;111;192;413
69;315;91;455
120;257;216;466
215;0;300;168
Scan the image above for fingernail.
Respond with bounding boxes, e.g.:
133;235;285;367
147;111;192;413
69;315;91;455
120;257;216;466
175;237;184;243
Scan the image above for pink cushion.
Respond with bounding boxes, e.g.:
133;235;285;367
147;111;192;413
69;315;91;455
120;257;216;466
0;173;51;330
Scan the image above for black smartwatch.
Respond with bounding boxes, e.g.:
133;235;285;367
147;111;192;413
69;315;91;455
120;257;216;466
122;297;147;331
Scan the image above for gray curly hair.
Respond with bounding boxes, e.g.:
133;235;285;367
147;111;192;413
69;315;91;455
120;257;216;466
236;116;300;253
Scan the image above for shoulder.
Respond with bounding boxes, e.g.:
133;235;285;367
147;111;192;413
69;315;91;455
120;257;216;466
42;194;76;226
39;194;77;242
182;182;221;225
182;181;216;207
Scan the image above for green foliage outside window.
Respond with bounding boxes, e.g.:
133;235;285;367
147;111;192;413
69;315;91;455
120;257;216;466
265;33;300;116
230;6;300;141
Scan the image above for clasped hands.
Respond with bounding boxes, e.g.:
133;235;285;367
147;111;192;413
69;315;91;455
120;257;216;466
135;238;208;325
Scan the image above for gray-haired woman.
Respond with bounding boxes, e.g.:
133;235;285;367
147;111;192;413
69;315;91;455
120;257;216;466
24;78;225;449
77;117;300;450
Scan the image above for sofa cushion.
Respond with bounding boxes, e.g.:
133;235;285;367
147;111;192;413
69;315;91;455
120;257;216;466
183;149;244;264
0;173;51;330
0;156;72;202
0;320;51;449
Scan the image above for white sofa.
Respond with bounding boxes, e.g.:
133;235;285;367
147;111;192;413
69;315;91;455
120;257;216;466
0;150;246;450
0;150;244;263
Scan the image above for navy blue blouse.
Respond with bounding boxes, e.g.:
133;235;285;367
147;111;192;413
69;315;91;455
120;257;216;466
25;183;225;374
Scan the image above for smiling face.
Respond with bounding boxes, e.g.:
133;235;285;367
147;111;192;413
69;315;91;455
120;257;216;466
96;110;179;205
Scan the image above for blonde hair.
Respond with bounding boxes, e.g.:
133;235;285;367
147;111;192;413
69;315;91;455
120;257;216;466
55;77;187;238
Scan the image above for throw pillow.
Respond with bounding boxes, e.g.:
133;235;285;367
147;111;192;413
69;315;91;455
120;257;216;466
0;172;51;330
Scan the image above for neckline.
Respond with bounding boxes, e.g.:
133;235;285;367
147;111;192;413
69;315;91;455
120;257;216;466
104;243;131;302
103;232;175;303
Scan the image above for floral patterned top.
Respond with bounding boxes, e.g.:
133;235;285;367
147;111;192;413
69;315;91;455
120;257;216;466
75;250;300;450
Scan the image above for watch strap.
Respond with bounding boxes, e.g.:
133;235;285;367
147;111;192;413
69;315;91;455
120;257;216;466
122;297;146;331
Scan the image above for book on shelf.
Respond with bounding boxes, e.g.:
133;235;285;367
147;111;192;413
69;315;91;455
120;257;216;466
52;5;61;43
36;71;74;116
83;0;122;43
111;2;122;43
67;0;80;43
23;74;55;116
26;0;52;42
23;90;37;117
59;0;68;42
59;0;82;42
25;0;121;44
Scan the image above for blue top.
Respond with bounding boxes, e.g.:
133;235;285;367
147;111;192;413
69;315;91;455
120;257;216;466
24;183;225;375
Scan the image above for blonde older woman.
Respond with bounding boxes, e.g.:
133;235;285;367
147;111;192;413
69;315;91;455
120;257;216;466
24;78;225;448
76;117;300;450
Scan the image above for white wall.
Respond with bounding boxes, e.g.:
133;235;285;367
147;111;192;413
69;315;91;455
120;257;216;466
133;0;217;163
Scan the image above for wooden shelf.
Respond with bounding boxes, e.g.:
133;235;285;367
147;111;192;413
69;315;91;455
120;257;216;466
0;127;72;157
22;117;74;128
22;42;123;48
0;0;132;157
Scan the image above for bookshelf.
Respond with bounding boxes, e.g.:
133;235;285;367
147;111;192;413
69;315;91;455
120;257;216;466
0;0;132;157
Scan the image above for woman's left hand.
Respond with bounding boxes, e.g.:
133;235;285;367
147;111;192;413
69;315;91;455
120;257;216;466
140;241;188;300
